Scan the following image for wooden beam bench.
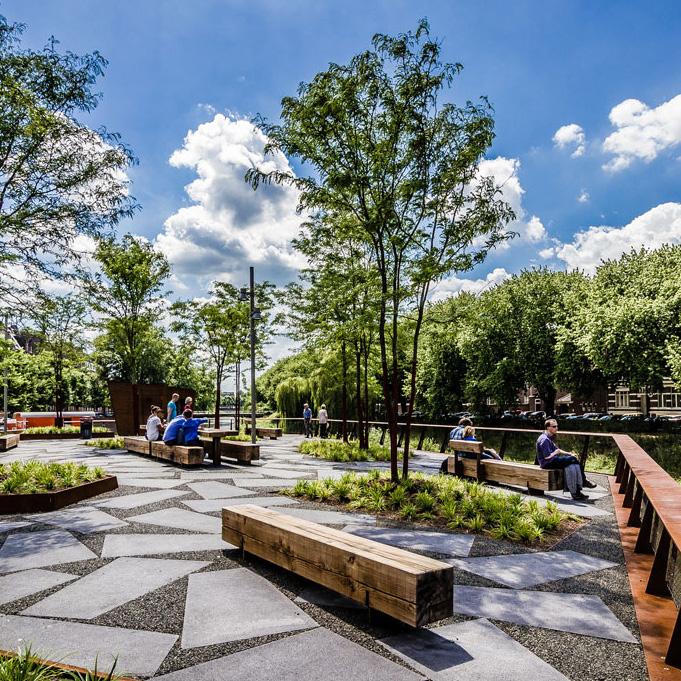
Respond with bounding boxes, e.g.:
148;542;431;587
447;439;563;493
216;440;260;464
222;504;453;627
245;425;282;440
124;436;151;455
0;433;20;452
123;436;205;466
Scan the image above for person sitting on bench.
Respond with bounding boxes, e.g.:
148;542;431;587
163;409;208;446
145;405;164;441
461;426;502;460
536;418;596;501
440;417;472;473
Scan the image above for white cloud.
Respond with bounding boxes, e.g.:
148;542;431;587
602;94;681;172
155;114;305;292
553;123;586;158
577;190;590;203
554;202;681;273
475;157;546;245
539;247;556;259
431;267;511;302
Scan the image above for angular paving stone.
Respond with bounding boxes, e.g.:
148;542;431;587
0;569;79;606
0;530;97;574
0;520;33;533
260;468;315;479
128;507;221;533
379;617;569;680
452;585;637;642
117;477;188;489
24;506;128;533
181;568;317;648
101;533;235;557
23;557;209;619
0;615;176;677
276;508;375;526
156;627;421;681
343;525;473;557
448;550;617;589
232;478;300;489
180;470;258;479
182;496;299;513
93;489;191;509
186;480;255;499
295;584;365;609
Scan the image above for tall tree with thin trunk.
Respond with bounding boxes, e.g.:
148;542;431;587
248;21;514;479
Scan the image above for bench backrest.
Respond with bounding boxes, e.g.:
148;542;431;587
448;439;484;454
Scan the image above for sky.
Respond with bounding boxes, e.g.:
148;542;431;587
4;0;681;363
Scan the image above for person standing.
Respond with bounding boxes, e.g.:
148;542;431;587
184;396;194;413
536;419;596;501
167;393;179;422
318;404;329;438
303;403;312;438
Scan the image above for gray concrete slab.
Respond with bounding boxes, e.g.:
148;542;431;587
0;529;97;574
128;507;221;533
260;468;316;479
181;568;317;648
0;615;176;677
23;506;128;533
448;550;617;589
185;480;255;499
117;477;188;489
180;470;260;479
343;525;474;557
379;617;569;680
491;486;612;519
295;584;365;609
0;569;79;606
452;585;637;642
23;557;209;619
155;627;421;681
0;520;33;533
93;489;191;509
232;478;300;488
101;533;235;557
276;508;375;526
182;496;299;513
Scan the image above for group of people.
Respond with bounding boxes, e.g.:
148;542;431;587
302;402;329;438
443;415;596;501
145;393;208;447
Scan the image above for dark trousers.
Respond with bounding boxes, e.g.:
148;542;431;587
304;419;311;438
320;423;327;438
542;454;587;485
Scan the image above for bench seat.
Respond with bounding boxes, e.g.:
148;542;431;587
448;439;563;492
222;504;453;627
124;436;151;455
0;433;20;452
245;425;282;440
218;440;260;464
151;440;204;466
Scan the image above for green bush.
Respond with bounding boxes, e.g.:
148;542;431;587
0;461;106;495
285;471;577;544
23;426;110;435
0;646;119;680
299;439;406;462
83;437;125;450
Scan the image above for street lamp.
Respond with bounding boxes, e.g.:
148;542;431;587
239;268;260;445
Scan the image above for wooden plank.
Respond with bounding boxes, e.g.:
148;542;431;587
222;505;453;627
124;436;151;456
246;426;282;439
0;434;20;452
448;456;563;491
218;440;260;463
150;441;204;466
448;439;484;454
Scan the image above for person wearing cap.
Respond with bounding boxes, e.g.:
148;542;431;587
303;403;312;438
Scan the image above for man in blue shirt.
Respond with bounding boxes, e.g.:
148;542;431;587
163;409;208;446
167;393;179;422
303;403;312;438
536;419;595;500
440;417;473;474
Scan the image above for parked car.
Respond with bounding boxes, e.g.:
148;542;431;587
598;414;619;421
529;410;546;420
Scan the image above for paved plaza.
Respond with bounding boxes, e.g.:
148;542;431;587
0;436;648;680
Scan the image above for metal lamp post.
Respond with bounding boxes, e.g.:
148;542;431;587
239;267;261;445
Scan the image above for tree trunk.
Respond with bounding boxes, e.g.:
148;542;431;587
378;279;398;481
341;340;348;442
354;341;364;448
214;371;222;428
542;385;557;417
235;359;240;430
362;335;370;449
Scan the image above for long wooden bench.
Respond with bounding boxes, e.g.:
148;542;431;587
222;504;453;627
245;425;282;440
215;440;260;464
0;433;20;452
123;436;205;466
447;439;563;493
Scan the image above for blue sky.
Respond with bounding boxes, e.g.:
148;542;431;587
5;0;681;324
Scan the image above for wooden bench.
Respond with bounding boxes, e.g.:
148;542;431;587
222;504;453;627
214;439;260;464
123;436;205;466
0;433;20;452
447;439;563;493
245;425;282;440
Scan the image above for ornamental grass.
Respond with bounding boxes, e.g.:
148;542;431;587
0;460;106;495
286;469;578;544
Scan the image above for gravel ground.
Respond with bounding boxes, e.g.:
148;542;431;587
0;445;650;680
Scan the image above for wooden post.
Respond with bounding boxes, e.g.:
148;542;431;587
440;431;449;453
417;427;426;451
499;430;509;458
579;435;590;468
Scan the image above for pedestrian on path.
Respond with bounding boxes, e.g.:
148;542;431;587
167;393;179;422
303;403;312;438
318;404;329;438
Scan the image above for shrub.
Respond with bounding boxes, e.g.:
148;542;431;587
0;461;107;495
83;437;125;450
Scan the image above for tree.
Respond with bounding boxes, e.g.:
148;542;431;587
249;21;514;480
88;234;170;384
30;293;88;426
0;15;136;298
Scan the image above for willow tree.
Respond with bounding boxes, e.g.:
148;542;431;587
249;21;514;480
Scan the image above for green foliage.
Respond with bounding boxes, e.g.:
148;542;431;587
0;646;119;681
299;439;395;462
84;437;125;449
284;470;575;543
23;426;109;434
275;376;312;419
0;460;105;495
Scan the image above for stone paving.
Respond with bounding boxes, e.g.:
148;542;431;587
0;436;648;680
